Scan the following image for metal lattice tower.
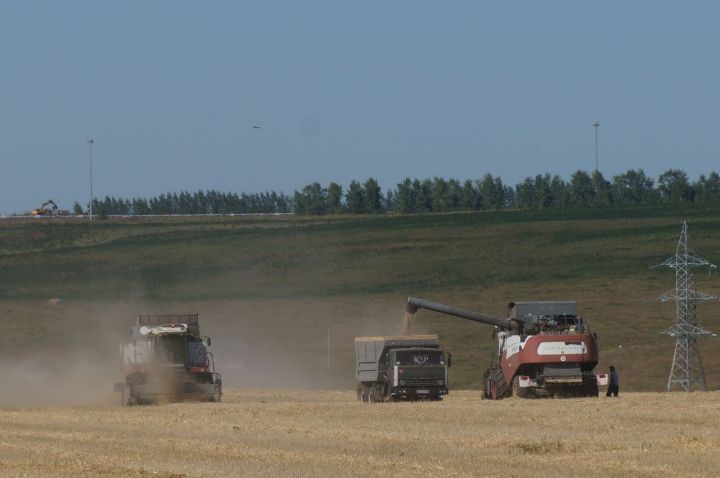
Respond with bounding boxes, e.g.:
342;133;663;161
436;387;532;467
653;221;718;392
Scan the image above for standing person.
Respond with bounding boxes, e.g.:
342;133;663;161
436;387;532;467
606;365;619;397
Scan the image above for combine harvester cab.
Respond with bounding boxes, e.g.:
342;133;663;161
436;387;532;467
355;335;451;402
406;298;599;400
115;314;222;406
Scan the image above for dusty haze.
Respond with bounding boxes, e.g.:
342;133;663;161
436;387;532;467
0;295;426;407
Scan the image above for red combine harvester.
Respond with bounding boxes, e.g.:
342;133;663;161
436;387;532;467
406;297;599;399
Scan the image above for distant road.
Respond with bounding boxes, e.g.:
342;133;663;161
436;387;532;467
0;213;296;222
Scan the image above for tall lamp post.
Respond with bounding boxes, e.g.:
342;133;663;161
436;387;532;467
592;120;600;172
87;137;95;220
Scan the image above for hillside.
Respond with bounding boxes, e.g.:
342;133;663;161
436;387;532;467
1;206;720;395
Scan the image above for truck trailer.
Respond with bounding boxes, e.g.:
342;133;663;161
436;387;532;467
355;335;451;402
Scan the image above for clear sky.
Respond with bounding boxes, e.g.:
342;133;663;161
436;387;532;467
2;1;719;214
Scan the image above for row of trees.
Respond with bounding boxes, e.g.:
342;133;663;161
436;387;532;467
77;190;292;216
294;168;720;213
75;168;720;216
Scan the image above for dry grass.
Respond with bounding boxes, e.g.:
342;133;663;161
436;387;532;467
2;389;720;477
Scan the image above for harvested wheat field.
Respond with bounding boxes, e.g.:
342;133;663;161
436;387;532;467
2;390;720;478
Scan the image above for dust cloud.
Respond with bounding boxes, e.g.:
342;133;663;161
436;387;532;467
0;354;117;408
1;295;427;407
201;297;418;391
0;301;133;408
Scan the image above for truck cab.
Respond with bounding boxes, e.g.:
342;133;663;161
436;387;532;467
355;335;450;402
386;347;449;400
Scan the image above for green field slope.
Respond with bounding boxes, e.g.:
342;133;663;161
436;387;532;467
1;205;719;395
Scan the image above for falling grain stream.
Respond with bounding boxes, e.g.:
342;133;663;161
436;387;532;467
402;312;414;335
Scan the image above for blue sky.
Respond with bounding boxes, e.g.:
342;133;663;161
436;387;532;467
2;1;719;214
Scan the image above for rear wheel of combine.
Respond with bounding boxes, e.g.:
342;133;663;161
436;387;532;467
121;384;134;407
209;389;222;403
513;377;527;398
512;376;532;399
214;378;223;402
585;379;599;398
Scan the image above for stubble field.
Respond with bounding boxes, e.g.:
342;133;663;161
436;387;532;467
2;389;720;478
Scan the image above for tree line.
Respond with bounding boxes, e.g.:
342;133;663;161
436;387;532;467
75;168;720;216
77;190;292;216
294;169;720;213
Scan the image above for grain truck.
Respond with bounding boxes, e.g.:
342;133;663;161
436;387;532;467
115;313;222;405
355;335;451;402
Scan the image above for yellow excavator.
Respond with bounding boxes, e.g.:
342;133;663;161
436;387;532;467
31;199;67;216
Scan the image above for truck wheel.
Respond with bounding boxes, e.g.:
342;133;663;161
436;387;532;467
368;389;376;403
372;385;383;403
361;385;369;403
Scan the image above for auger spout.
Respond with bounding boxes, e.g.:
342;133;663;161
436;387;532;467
406;296;516;332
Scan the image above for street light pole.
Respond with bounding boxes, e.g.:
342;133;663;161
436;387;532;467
87;137;95;221
592;121;600;172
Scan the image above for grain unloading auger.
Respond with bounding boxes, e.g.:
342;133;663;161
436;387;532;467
406;297;600;399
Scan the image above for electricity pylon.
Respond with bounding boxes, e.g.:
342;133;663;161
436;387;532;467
653;221;717;392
